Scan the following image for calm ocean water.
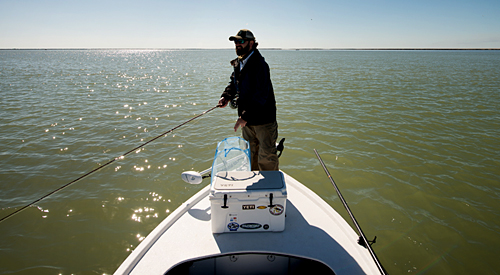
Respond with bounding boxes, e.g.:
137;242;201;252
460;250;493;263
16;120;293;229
0;49;499;274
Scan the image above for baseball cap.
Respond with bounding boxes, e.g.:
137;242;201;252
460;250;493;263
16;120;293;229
229;29;255;41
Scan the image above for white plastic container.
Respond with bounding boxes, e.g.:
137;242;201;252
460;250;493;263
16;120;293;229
210;171;287;233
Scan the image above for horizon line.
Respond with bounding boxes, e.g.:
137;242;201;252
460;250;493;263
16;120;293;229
1;47;500;51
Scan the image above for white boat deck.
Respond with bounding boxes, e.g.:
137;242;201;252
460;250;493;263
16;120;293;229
114;172;380;275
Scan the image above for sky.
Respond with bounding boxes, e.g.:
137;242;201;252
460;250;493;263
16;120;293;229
1;0;499;49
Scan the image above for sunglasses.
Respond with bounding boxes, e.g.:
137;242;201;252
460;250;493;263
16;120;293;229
234;39;247;44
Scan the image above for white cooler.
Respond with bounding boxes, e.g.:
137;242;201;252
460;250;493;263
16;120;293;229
209;170;287;233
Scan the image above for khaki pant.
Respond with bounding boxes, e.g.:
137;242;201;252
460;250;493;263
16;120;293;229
242;121;279;171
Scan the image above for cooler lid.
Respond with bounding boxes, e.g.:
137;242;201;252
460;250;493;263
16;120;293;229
213;171;285;190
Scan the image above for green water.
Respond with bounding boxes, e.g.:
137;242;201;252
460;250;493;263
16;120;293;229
0;49;499;274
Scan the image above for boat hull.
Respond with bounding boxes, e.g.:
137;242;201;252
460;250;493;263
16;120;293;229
114;172;380;275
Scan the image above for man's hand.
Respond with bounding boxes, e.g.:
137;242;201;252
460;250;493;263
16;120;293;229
234;117;247;132
218;97;229;108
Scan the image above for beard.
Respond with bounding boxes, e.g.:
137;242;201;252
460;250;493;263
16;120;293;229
236;42;251;57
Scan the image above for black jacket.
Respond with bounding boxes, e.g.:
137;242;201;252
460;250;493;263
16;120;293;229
221;49;276;126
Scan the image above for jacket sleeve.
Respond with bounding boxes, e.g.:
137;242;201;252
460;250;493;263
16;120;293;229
220;72;236;100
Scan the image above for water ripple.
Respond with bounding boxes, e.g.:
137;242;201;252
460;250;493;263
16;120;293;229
0;50;499;274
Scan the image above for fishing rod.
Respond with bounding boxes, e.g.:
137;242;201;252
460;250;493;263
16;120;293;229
0;105;220;223
314;149;387;275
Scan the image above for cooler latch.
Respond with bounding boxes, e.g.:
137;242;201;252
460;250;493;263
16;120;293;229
268;193;275;207
222;194;229;209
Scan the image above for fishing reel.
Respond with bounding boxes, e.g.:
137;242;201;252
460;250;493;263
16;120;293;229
229;97;238;109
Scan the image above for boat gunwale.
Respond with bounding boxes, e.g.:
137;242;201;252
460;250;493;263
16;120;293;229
113;184;211;275
114;171;381;275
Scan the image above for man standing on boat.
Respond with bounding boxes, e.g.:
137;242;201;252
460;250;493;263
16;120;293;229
218;29;279;171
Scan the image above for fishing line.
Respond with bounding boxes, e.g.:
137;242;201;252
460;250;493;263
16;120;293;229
0;105;220;223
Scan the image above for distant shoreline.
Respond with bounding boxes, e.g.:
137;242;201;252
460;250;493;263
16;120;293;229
1;48;499;51
288;48;500;51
